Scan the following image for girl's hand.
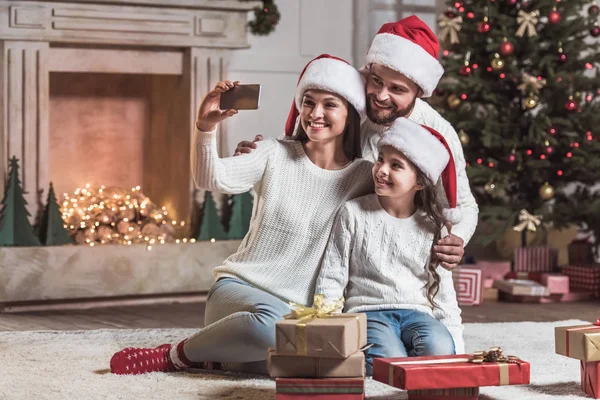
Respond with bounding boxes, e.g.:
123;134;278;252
195;80;240;132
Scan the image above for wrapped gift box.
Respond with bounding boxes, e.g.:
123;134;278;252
541;273;569;294
569;240;595;266
581;361;600;399
473;261;511;289
373;354;530;390
452;267;483;306
555;323;600;361
514;247;557;272
407;387;479;400
275;377;364;400
561;265;600;282
268;349;365;378
568;282;600;297
494;279;550;297
483;288;499;301
504;272;543;282
500;291;591;303
276;313;366;358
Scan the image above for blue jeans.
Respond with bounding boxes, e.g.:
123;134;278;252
182;277;290;374
364;309;456;376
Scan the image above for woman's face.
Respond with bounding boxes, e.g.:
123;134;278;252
299;89;349;143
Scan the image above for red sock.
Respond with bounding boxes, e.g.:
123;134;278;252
110;344;177;375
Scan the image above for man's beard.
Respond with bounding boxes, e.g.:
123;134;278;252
366;94;417;125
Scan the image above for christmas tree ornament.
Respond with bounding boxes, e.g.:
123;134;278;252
548;7;561;24
460;63;472;76
523;93;538;109
564;96;578;111
491;53;505;71
438;13;463;44
517;72;546;94
506;0;518;5
557;42;567;63
516;9;539;37
591;23;600;37
458;129;470;145
539;182;555;200
589;4;600;17
499;38;514;56
484;182;496;194
478;16;491;33
447;94;461;108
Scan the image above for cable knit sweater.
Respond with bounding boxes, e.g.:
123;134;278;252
360;98;479;244
191;128;374;306
315;193;465;353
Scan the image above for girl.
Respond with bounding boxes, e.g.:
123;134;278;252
315;117;464;375
109;54;374;375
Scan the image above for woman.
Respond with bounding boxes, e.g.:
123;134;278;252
110;54;374;375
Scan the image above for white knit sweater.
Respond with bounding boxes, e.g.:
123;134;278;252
191;128;374;306
315;193;465;353
360;98;479;244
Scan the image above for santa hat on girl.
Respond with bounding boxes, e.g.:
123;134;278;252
364;16;444;97
377;118;462;224
284;54;366;136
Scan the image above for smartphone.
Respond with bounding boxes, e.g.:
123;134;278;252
220;84;262;110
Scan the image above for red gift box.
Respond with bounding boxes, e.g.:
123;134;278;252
500;291;591;303
541;273;569;294
275;378;364;400
473;261;511;289
561;265;600;282
373;354;530;390
569;240;595;266
407;387;479;400
514;247;557;272
504;272;543;282
581;361;600;398
452;268;483;306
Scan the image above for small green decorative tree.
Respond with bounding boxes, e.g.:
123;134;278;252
228;192;254;239
0;157;41;246
195;191;227;241
37;182;74;246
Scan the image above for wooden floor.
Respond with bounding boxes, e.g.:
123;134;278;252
0;298;598;331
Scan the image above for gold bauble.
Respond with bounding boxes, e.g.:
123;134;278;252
491;53;505;71
539;182;555;200
447;94;461;109
484;182;496;194
458;129;470;145
524;94;538;109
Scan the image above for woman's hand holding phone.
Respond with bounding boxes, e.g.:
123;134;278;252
195;80;240;132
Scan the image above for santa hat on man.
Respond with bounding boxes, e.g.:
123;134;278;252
284;54;366;136
377;118;462;224
364;16;444;97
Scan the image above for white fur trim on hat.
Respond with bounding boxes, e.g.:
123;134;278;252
295;58;366;119
365;33;444;97
377;118;448;183
443;208;463;225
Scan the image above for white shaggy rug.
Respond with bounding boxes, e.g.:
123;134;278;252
0;320;591;400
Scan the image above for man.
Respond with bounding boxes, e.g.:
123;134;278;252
234;16;478;269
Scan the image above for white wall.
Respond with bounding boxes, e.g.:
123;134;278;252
222;0;354;156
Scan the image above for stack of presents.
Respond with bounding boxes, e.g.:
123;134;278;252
453;237;600;306
268;296;532;399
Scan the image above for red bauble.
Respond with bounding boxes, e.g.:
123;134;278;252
478;21;491;33
459;65;472;76
558;53;567;63
591;26;600;37
499;40;514;56
565;98;578;111
506;0;517;5
589;4;600;17
444;10;456;18
548;127;557;136
548;9;561;24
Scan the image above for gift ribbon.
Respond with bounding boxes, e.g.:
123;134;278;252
516;9;539;38
438;15;463;44
284;294;361;356
512;209;542;233
565;319;600;357
517;72;546;95
388;347;521;387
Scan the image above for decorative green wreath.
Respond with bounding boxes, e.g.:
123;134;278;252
243;0;280;35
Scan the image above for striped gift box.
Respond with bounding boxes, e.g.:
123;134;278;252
452;267;483;306
408;387;480;400
276;378;364;399
514;247;558;272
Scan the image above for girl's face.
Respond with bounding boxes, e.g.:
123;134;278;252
299;90;349;143
373;145;422;199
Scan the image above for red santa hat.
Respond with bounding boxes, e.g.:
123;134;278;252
284;54;366;136
377;118;462;224
364;16;444;97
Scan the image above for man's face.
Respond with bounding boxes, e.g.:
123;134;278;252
365;64;421;125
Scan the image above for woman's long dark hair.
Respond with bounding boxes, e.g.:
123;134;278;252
413;168;450;308
295;102;362;161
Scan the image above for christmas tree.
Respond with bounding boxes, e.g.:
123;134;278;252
0;157;41;246
37;182;73;246
195;191;227;241
434;0;600;245
228;192;254;239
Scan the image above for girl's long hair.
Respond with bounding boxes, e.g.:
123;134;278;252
295;103;362;160
413;167;450;308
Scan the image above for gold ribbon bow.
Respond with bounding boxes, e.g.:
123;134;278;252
470;346;520;364
516;9;539;37
513;209;542;232
517;72;547;95
438;15;463;44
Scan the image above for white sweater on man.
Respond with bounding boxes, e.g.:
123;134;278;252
315;193;465;353
191;128;374;306
360;98;479;245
